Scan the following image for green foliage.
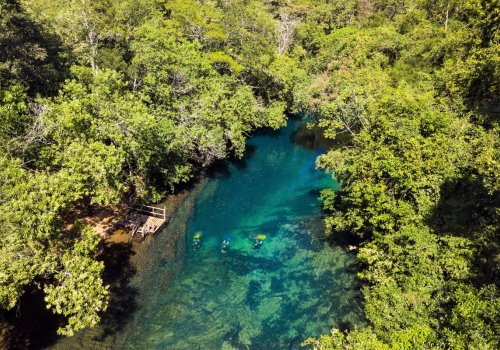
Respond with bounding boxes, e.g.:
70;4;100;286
0;155;108;335
299;1;500;349
44;227;108;336
445;284;500;349
207;51;244;75
2;0;498;344
22;0;159;73
163;0;227;45
37;67;190;202
131;20;285;164
1;0;294;336
0;84;29;146
302;327;388;350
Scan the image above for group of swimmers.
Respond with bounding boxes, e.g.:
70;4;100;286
192;232;267;253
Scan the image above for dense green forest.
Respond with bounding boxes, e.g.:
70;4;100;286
0;0;498;348
298;1;499;348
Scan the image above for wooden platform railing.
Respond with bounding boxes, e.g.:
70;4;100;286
132;204;166;219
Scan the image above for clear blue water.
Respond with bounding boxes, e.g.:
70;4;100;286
120;120;363;349
48;119;363;350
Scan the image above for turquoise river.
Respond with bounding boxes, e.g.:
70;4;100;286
50;119;364;350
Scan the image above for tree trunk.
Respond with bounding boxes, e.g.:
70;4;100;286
444;3;450;32
81;0;98;75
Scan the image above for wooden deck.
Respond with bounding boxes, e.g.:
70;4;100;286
134;215;166;237
129;204;167;241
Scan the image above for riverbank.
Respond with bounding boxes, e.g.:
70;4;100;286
0;175;208;350
45;175;210;350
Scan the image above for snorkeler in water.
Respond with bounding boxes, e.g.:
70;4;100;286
221;235;231;253
193;232;202;250
252;234;267;250
252;239;263;250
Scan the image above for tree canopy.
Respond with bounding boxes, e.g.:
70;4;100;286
0;0;498;345
295;0;499;348
0;0;289;335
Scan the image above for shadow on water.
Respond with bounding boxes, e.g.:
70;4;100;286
232;144;257;171
94;244;139;341
308;188;325;199
0;288;63;350
322;228;364;251
0;242;139;350
291;123;333;152
291;122;354;153
205;144;258;180
251;126;283;138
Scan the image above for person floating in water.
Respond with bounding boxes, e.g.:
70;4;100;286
193;232;202;250
221;235;231;253
252;234;267;250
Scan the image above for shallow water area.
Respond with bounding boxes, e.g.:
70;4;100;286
48;119;363;350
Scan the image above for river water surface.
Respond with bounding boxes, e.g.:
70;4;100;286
51;119;363;350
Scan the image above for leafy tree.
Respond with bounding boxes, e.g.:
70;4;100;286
38;67;190;202
298;1;500;348
0;155;108;336
131;21;285;165
22;0;159;74
0;84;30;147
